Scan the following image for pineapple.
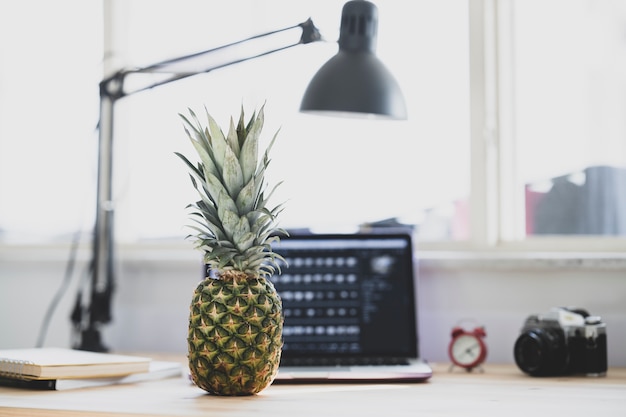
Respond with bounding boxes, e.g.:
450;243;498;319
176;104;286;396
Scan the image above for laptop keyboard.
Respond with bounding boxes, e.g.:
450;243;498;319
280;357;410;367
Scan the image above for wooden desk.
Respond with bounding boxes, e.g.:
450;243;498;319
1;363;625;417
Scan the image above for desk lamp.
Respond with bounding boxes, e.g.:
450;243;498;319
72;0;406;352
300;0;407;119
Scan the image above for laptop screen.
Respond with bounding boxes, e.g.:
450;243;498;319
269;233;418;365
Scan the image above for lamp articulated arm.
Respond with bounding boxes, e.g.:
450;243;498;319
100;18;322;101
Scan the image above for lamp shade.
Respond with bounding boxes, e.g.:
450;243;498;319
300;1;407;120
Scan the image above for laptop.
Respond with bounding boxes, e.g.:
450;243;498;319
268;232;432;383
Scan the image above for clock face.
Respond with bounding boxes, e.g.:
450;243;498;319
449;334;485;367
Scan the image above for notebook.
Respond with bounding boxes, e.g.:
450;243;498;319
0;347;151;380
0;360;183;390
269;232;432;383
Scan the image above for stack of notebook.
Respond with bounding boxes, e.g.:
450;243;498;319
0;347;183;390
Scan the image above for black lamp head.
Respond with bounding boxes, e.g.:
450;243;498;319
300;0;407;120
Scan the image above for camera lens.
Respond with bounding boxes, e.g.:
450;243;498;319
514;328;568;376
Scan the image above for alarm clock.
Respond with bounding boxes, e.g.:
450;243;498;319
448;325;487;371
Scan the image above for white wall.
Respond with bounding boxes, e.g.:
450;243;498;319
417;258;626;366
1;247;625;368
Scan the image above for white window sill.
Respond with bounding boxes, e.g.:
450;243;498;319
418;250;626;271
2;241;626;271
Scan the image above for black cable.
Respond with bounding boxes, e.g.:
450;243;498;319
35;229;83;348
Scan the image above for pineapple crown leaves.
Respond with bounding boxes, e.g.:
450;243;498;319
175;104;287;278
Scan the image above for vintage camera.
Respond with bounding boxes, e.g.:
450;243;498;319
513;307;607;376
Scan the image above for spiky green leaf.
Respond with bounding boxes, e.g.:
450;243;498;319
205;173;237;213
222;145;244;198
239;108;263;183
226;117;240;158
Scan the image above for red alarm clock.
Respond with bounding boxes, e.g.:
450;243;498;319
448;325;487;371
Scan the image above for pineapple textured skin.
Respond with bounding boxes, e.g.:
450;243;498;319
188;271;283;396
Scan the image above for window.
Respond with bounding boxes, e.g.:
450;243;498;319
491;0;626;251
110;0;470;243
1;0;625;254
0;0;101;243
503;0;626;239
